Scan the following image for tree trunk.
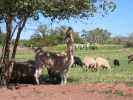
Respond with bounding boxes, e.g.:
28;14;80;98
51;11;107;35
0;18;12;86
0;17;28;87
0;45;5;63
8;18;27;83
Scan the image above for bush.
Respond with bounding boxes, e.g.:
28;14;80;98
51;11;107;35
89;45;98;50
54;45;67;50
89;45;123;50
53;44;123;51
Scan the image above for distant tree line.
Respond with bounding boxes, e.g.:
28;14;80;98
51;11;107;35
29;25;85;47
0;25;133;48
112;32;133;48
81;27;111;45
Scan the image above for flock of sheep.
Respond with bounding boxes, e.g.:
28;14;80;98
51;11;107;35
82;57;111;71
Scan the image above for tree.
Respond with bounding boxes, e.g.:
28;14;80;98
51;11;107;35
30;24;50;47
126;32;133;48
32;25;119;46
55;26;67;44
0;0;116;86
73;32;85;44
113;32;133;48
30;25;85;46
81;28;111;44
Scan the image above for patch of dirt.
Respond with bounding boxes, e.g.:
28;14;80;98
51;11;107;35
0;83;133;100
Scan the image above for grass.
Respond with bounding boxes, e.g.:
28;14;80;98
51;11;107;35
103;90;112;94
114;90;133;97
88;90;95;93
40;48;133;85
33;90;55;97
0;45;133;85
115;90;124;96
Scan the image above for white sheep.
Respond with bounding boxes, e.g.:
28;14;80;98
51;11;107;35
95;57;111;71
82;57;96;71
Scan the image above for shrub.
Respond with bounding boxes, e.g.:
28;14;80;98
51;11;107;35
89;45;98;50
54;44;66;50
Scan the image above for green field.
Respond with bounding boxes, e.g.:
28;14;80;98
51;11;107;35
0;45;133;86
68;48;133;86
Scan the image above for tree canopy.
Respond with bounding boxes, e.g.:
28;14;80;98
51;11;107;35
0;0;116;23
81;27;111;44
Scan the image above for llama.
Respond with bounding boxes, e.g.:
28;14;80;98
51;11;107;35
34;48;61;84
34;27;74;85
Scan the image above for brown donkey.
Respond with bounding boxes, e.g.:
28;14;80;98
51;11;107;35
34;27;74;85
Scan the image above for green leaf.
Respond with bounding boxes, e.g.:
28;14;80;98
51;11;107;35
51;8;60;11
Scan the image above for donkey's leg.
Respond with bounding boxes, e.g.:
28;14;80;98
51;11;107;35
34;69;42;85
64;69;69;85
60;70;65;85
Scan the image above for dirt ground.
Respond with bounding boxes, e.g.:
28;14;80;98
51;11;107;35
0;83;133;100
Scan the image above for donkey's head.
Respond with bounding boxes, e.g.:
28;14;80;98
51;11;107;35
65;27;73;40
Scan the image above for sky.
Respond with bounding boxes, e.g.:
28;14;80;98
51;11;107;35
1;0;133;39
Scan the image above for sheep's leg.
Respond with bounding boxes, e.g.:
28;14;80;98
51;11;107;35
49;75;52;83
30;76;36;84
49;70;54;83
86;65;87;70
34;69;42;85
51;71;55;84
91;67;93;72
102;66;105;70
94;68;97;72
85;65;88;71
82;64;85;70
